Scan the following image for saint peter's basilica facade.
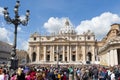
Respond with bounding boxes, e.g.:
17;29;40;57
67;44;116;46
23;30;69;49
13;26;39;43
28;20;120;66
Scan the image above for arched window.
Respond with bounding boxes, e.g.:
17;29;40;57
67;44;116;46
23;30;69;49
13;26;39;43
34;37;36;40
87;36;90;40
32;52;36;62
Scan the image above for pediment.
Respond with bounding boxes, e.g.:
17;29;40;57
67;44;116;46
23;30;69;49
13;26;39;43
53;38;69;42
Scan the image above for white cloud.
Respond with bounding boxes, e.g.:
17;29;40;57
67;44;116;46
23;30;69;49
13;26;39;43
21;41;28;50
76;12;120;40
18;27;21;32
43;17;73;33
0;7;4;16
0;27;11;42
44;12;120;40
19;15;26;21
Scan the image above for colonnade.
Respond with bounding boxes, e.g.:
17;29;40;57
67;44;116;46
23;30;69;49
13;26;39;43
107;49;118;66
43;45;78;62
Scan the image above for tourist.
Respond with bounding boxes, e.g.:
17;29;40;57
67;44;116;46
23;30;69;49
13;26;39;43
0;68;4;80
16;67;25;80
3;69;10;80
29;68;36;80
110;69;115;80
10;72;17;80
25;72;31;80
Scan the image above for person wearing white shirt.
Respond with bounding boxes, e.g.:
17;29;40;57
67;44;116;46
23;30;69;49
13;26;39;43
111;71;115;80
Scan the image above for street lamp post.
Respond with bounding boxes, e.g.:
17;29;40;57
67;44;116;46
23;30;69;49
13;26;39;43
3;1;30;70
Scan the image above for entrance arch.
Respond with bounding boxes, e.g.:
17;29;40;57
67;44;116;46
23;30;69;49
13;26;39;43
32;52;36;62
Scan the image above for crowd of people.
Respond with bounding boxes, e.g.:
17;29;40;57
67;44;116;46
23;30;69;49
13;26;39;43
0;64;120;80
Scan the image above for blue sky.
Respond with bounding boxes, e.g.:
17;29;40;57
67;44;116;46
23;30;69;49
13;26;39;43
0;0;120;50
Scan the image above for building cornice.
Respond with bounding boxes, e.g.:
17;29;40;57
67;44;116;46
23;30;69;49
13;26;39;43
99;36;120;54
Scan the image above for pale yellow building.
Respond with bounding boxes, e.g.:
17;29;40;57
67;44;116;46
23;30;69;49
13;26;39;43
98;23;120;66
28;20;99;65
28;19;120;66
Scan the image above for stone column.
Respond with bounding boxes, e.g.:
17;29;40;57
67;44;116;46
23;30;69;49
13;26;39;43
107;51;110;66
50;46;52;62
92;46;95;63
70;45;72;62
63;46;65;61
52;46;55;61
44;45;46;62
82;46;86;63
114;49;118;65
57;45;58;62
36;46;40;62
110;50;114;66
67;46;69;62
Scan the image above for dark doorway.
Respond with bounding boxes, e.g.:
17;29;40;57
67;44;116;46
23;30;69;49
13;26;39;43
55;57;57;61
46;55;50;61
72;55;75;61
32;52;36;62
117;49;120;64
65;57;67;61
88;52;92;61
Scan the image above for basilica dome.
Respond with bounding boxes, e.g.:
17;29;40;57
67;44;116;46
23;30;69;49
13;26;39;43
59;19;76;35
